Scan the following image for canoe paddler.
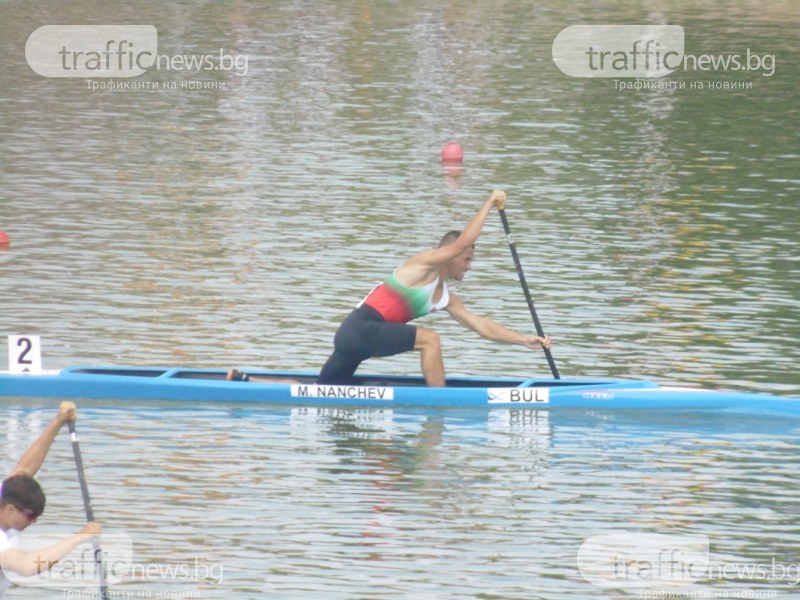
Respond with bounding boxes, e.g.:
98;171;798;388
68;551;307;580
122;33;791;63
317;190;552;387
0;402;102;597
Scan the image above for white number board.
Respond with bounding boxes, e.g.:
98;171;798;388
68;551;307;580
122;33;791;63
8;335;43;373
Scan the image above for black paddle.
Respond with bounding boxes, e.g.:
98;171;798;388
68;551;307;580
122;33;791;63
498;205;560;379
67;419;109;599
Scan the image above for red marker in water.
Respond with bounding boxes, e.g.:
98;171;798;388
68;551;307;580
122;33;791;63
441;142;464;162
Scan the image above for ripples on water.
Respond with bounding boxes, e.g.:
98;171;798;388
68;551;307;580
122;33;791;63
1;1;799;598
1;1;797;395
3;405;800;599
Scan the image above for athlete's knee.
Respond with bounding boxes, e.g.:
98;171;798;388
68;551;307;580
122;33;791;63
414;328;441;353
317;351;360;384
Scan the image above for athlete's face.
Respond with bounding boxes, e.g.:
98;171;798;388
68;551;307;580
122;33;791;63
447;247;474;281
1;501;38;532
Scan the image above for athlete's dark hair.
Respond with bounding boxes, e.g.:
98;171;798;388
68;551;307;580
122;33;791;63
1;474;46;518
438;230;471;248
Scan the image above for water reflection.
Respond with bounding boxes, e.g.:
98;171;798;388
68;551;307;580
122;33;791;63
1;2;797;396
4;404;797;599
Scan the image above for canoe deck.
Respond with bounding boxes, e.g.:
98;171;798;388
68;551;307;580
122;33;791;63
64;366;618;389
2;365;799;416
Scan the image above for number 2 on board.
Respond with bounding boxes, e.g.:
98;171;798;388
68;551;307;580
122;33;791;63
7;335;42;373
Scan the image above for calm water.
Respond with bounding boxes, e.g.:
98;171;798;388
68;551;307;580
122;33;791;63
4;405;800;599
1;1;799;598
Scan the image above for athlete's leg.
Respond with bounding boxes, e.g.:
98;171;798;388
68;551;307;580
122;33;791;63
317;309;370;384
413;327;445;387
317;350;362;384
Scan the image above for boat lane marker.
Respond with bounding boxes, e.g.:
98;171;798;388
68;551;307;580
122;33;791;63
7;335;43;373
487;388;549;404
291;384;395;400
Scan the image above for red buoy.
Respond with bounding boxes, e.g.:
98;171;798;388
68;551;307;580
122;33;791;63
441;142;464;162
0;231;9;248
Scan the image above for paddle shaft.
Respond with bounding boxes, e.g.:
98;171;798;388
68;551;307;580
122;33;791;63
67;421;109;599
498;207;560;379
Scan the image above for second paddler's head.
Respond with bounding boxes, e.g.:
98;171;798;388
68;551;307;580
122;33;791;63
0;474;45;531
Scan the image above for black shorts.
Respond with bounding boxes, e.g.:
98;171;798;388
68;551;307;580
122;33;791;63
317;305;417;384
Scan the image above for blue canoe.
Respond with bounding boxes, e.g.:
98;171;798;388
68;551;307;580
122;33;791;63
1;366;798;416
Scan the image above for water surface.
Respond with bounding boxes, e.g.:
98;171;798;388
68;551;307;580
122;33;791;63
1;1;798;598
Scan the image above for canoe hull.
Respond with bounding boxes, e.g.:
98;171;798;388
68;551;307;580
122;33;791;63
1;366;798;415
